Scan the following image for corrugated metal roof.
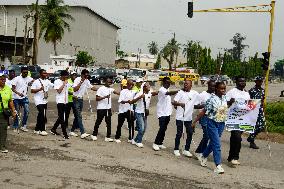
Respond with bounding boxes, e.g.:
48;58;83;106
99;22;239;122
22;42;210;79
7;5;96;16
0;0;120;29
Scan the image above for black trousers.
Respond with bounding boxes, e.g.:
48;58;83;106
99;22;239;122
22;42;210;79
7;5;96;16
154;116;171;145
93;109;112;138
228;130;243;161
52;103;68;136
35;104;47;132
65;102;77;129
115;111;134;140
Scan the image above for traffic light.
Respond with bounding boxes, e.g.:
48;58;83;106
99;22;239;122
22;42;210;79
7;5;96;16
261;52;270;71
187;2;193;18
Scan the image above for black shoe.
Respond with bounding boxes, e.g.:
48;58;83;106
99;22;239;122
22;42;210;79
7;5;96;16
250;142;259;149
50;129;60;135
63;135;70;139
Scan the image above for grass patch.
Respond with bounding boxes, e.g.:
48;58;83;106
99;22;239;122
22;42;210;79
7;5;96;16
266;102;284;134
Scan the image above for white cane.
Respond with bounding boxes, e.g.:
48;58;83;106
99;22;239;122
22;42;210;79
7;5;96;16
86;89;93;113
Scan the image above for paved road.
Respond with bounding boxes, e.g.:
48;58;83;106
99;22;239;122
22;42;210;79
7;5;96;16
0;82;283;188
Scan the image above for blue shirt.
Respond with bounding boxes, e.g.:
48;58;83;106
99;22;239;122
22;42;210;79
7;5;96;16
205;94;228;122
0;70;9;75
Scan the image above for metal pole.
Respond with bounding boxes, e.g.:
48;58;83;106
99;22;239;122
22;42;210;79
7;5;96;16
14;18;17;57
264;0;275;109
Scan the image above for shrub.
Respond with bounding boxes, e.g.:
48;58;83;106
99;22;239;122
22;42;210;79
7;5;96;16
266;102;284;134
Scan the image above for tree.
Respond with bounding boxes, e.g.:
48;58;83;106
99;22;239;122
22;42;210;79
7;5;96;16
32;0;40;65
161;38;180;70
76;51;93;67
154;53;161;69
148;41;159;56
40;0;74;55
117;50;127;58
274;59;284;77
226;33;249;62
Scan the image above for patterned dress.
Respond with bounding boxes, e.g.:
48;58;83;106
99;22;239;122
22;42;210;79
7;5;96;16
249;86;265;137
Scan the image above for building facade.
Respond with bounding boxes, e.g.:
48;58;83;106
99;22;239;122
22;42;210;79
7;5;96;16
115;54;157;70
0;2;119;66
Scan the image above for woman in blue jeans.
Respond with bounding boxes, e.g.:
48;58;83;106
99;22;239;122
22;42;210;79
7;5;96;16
193;81;228;174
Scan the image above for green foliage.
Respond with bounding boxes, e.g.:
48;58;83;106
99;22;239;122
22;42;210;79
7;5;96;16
154;53;161;69
148;41;159;56
226;33;249;62
274;59;284;77
266;102;284;134
117;50;127;58
161;38;180;70
40;0;74;55
76;51;93;67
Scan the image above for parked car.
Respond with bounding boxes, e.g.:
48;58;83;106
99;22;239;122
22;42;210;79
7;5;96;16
7;64;41;79
90;68;117;84
48;70;64;83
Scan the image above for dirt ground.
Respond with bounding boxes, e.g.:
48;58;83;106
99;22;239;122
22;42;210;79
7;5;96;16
0;82;284;189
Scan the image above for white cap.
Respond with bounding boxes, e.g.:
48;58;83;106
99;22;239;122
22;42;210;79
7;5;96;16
136;78;144;83
71;71;77;75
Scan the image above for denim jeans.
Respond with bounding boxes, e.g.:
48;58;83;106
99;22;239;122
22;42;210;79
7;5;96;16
13;97;29;128
71;98;85;134
202;118;225;166
154;116;170;145
174;120;193;151
195;116;209;154
134;113;147;143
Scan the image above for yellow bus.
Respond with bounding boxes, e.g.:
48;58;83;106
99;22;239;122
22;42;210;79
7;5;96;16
178;72;200;81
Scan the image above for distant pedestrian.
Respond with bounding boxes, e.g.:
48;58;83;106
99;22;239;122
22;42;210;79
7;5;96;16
31;69;53;136
247;76;265;149
11;66;34;132
50;70;70;139
152;77;178;151
6;70;16;88
0;65;8;75
69;69;97;139
91;78;120;142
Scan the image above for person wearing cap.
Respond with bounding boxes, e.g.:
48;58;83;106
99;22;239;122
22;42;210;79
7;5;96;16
0;65;8;76
0;73;16;153
31;69;53;136
247;76;265;149
50;70;70;139
132;78;144;131
121;75;127;90
11;66;34;132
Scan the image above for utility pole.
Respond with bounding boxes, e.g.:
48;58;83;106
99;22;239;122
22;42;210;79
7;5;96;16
32;0;40;65
136;48;141;68
23;14;31;64
14;18;18;57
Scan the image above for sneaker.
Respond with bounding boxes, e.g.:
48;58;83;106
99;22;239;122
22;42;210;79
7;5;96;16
40;131;48;136
136;143;144;148
231;159;241;165
7;126;10;129
20;127;28;132
90;135;97;141
13;129;18;133
34;130;40;135
131;140;136;145
127;139;132;143
1;149;8;153
50;129;60;135
158;145;166;150
114;139;121;143
194;152;202;160
199;156;207;167
69;132;78;137
105;137;114;142
174;150;181;157
152;144;160;151
183;150;193;157
214;165;225;174
250;142;259;149
63;135;70;139
81;133;90;139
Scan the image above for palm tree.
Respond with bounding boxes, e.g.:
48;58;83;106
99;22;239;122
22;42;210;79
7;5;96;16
148;41;159;56
40;0;74;55
161;38;180;70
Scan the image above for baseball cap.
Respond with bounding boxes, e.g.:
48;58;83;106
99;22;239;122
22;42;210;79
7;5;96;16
121;79;127;87
71;71;77;75
136;78;144;83
254;76;264;81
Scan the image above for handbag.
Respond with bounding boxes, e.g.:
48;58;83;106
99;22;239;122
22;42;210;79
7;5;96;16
0;93;12;119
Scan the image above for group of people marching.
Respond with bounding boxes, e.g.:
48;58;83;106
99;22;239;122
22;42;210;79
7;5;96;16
0;66;265;174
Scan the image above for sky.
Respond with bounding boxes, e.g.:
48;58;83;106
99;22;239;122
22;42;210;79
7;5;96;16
3;0;283;64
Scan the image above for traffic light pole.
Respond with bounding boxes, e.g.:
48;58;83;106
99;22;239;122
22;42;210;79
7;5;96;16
192;1;276;109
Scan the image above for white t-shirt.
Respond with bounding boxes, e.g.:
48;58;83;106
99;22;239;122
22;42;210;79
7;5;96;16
5;78;13;88
174;90;200;121
12;76;33;99
54;79;70;104
118;89;135;113
96;86;115;110
157;87;172;118
199;91;212;105
72;77;93;98
226;88;250;101
134;91;152;114
31;79;53;106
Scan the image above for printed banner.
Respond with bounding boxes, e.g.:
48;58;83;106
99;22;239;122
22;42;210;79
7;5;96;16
225;99;261;133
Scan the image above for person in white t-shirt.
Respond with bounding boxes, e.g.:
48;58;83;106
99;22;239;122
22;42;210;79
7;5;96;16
152;77;178;151
69;69;97;139
50;70;70;139
90;78;120;142
31;69;53;136
172;80;203;157
226;76;250;167
114;79;135;143
11;66;34;132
